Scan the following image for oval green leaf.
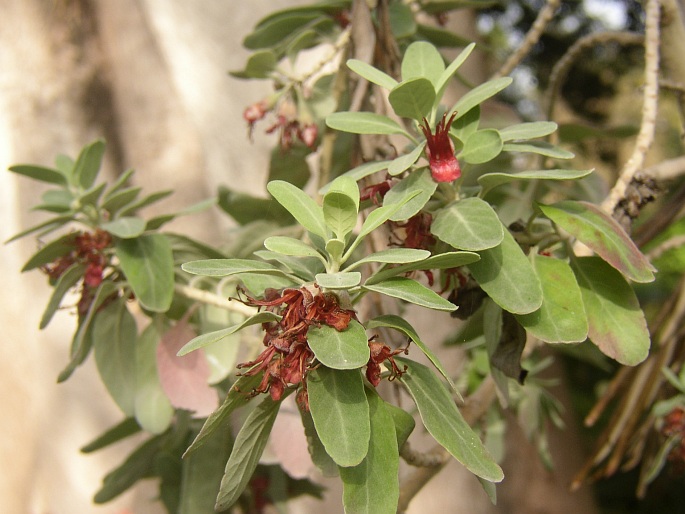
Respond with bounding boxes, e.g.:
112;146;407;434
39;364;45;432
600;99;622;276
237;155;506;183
94;299;137;415
214;396;282;511
73;139;106;189
498;121;558;142
324;191;358;239
340;389;399;514
363;276;457;312
264;236;323;259
134;324;173;434
431;197;504;251
326;112;410;137
515;255;588;343
459;129;503;164
435;42;475;99
572;257;650;365
388;142;426;176
401;41;445;86
468;228;543;315
503;141;574;159
347;59;398;90
267;180;327;238
479;169;593;197
344;248;431;271
388;77;436;121
181;258;285;277
539;201;656;283
307;319;370;369
384;168;437;222
315;272;362;290
178;312;281;356
308;367;370;467
116;234;174;312
451;77;512;122
397;357;504;482
101;216;146;239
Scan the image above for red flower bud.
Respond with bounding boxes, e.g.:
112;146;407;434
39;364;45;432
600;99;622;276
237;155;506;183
420;112;461;183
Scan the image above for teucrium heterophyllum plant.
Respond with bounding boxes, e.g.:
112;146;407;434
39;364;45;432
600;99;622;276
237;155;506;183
6;2;661;512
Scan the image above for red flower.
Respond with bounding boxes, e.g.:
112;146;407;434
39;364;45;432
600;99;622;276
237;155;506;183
420;112;461;183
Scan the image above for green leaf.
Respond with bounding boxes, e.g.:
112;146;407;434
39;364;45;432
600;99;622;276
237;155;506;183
264;236;324;259
101;216;146;239
459;129;503;164
346;59;398;90
184;373;264;457
119;190;174;217
326;112;410;137
5;214;73;243
451;77;512;122
308;319;370;369
365;251;480;285
416;23;474;49
435;42;476;99
451;105;480;142
315;271;362;289
178;312;281;356
134;324;173;434
389;78;436;121
367;314;459;395
401;41;445;87
80;418;141;453
214;396;282;511
267;145;312;188
502;141;573;159
389;1;416;37
345;248;431;271
22;233;77;272
397;357;503;482
57;282;119;382
94;434;168;503
244;13;322;49
572;257;650;365
79;182;107;206
431;197;504;251
94;299;138;415
516;255;588;343
182;258;287;277
327;175;360;211
218;186;294;226
255;250;323;281
344;191;422;260
308;367;370;467
387;142;426;176
363;277;457;312
73;139;106;189
385;402;416;448
179;411;232;514
383;168;437;222
468;228;543;315
104;168;135;197
320;160;392;193
340;389;399;514
40;263;86;329
229;50;277;78
498;121;558;142
323;191;358;239
267;180;328;238
54;154;75;177
478;169;593;197
102;187;142;214
301;408;339;477
8;164;67;185
539;201;655;283
115;234;174;312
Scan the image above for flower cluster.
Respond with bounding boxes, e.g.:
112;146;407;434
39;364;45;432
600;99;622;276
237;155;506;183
42;229;114;317
235;286;357;409
243;100;318;151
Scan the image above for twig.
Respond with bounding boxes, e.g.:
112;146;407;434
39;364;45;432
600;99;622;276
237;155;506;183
644;154;685;181
600;0;661;216
647;234;685;261
545;31;645;125
174;283;257;317
490;0;561;80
